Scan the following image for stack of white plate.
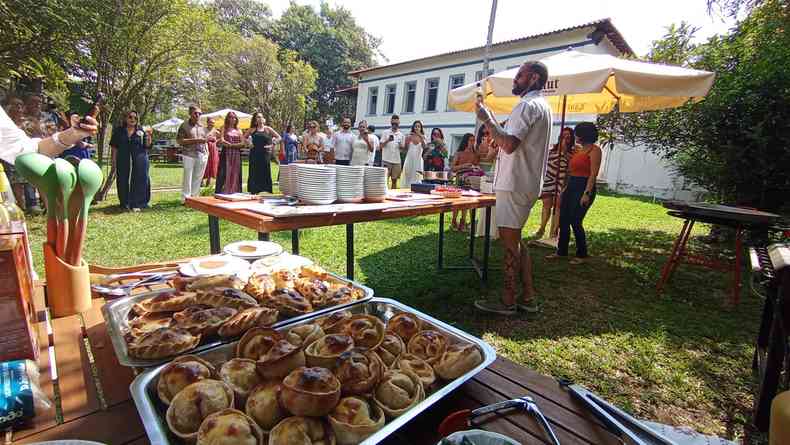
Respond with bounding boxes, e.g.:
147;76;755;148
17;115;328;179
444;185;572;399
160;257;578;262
295;164;336;205
223;240;284;260
279;164;292;196
364;166;388;202
335;165;365;203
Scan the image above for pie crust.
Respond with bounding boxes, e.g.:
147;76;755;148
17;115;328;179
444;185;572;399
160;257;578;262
374;333;405;368
316;310;352;334
395;353;436;388
304;334;355;369
270;288;313;317
294;278;331;307
157;355;217;405
245;381;286;432
219;358;262;406
236;328;282;360
181;274;246;292
319;286;359;308
173;305;214;324
176;307;238;337
335;350;384;396
136;291;197;313
196;288;259;311
385;313;422;343
328;396;385;445
166;379;235;442
127;327;200;359
128;312;173;338
299;264;331;281
280;366;341;417
434;343;483;380
406;330;448;365
196;408;263;445
256;339;306;379
286;323;325;348
342;315;385;351
272;269;298;289
218;307;279;338
268;416;336;445
244;274;276;304
373;369;424;419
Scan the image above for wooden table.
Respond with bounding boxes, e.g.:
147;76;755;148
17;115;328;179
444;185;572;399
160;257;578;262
14;282;622;444
185;194;498;282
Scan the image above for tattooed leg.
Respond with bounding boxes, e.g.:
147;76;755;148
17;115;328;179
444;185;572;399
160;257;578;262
520;240;535;301
499;227;522;306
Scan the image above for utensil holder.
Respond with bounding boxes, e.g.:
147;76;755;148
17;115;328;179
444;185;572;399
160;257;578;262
43;243;91;317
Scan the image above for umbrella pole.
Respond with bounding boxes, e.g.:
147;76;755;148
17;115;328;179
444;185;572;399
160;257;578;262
550;95;567;240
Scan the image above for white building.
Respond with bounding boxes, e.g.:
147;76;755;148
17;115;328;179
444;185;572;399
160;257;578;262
346;18;700;200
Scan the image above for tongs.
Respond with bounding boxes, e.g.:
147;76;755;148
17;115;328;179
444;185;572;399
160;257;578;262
438;396;561;445
559;379;675;445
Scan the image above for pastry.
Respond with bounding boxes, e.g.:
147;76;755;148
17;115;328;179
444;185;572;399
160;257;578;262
294;278;331;307
220;358;262;406
328;396;385;445
179;274;246;292
316;310;352;334
237;328;282;360
272;269;298;289
268;416;336;445
173;304;214;323
342;315;385;351
335;350;384;396
374;333;405;368
245;381;286;432
218;307;279;338
280;366;341;417
244;274;277;304
286;323;325;348
197;288;259;311
373;369;424;419
395;354;436;388
176;307;238;337
385;313;422;343
270;288;313;317
257;339;306;379
157;355;217;405
135;291;197;313
299;264;331;281
166;379;235;442
127;327;200;359
128;312;173;338
434;343;483;380
304;334;355;369
197;408;263;445
319;286;360;308
406;330;448;365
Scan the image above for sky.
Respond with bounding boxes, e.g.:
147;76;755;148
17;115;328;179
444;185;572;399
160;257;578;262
266;0;735;64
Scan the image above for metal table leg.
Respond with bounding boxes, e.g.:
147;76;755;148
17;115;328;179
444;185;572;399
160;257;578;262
482;206;492;283
346;224;354;280
258;232;270;241
438;212;445;271
291;229;300;254
208;215;221;254
469;209;476;260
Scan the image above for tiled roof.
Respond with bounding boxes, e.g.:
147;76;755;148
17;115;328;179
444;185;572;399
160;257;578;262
349;18;633;77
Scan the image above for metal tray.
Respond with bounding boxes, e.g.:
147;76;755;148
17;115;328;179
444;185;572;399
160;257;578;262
130;297;496;445
102;273;373;368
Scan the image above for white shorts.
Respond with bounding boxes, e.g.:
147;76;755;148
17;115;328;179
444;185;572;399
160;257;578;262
495;190;536;229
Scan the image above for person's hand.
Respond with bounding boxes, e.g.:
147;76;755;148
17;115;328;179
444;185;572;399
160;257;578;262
474;101;490;123
580;193;591;207
69;114;98;138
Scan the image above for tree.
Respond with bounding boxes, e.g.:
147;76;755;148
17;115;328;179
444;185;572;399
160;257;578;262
599;0;790;211
267;2;381;121
210;0;272;37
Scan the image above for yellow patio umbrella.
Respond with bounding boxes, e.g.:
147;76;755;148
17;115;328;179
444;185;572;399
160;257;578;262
199;108;253;129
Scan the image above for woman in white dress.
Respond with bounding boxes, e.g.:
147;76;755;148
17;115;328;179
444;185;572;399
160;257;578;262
350;120;374;166
401;120;426;186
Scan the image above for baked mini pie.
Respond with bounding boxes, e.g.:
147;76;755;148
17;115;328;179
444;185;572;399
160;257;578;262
237;328;282;360
166;379;235;442
335;350;384;396
128;312;173;338
245;381;286;433
342;315;385;351
374;333;405;368
319;286;360;308
294;278;331;307
373;369;425;419
328;396;385;445
179;274;246;292
196;408;263;445
157;355;217;405
286;323;325;348
127;327;200;359
220;358;262;405
434;343;483;380
280;366;341;417
406;330;449;366
316;310;352;335
197;288;259;311
256;339;306;379
244;274;276;304
173;304;214;323
270;289;313;317
304;334;355;369
268;416;336;445
299;264;331;281
176;307;238;337
272;269;298;289
395;354;436;388
385;313;422;343
218;307;279;339
136;291;197;313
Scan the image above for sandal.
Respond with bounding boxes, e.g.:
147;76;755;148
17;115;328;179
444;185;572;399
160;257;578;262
545;253;564;260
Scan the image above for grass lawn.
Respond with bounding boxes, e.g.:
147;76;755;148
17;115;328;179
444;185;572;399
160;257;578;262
23;185;762;442
130;160;267;190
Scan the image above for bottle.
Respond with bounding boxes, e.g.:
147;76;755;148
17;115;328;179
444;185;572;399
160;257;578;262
0;163;36;280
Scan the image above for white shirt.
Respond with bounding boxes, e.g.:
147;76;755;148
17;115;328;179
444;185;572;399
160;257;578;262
493;90;552;200
329;130;355;161
367;133;380;166
380;128;404;164
0;107;40;164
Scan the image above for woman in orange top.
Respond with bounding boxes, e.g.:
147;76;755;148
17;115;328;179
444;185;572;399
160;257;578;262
548;122;602;264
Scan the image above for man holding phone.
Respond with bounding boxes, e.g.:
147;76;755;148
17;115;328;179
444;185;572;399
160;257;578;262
176;105;208;203
380;115;404;189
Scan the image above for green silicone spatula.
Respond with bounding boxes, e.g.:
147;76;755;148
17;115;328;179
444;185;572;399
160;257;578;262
14;153;58;248
65;159;103;265
53;158;77;258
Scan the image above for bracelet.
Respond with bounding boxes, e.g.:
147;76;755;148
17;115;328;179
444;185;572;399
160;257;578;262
51;131;70;150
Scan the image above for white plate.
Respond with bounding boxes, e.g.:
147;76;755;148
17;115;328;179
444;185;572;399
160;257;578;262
180;255;251;277
250;253;314;275
223;240;283;258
